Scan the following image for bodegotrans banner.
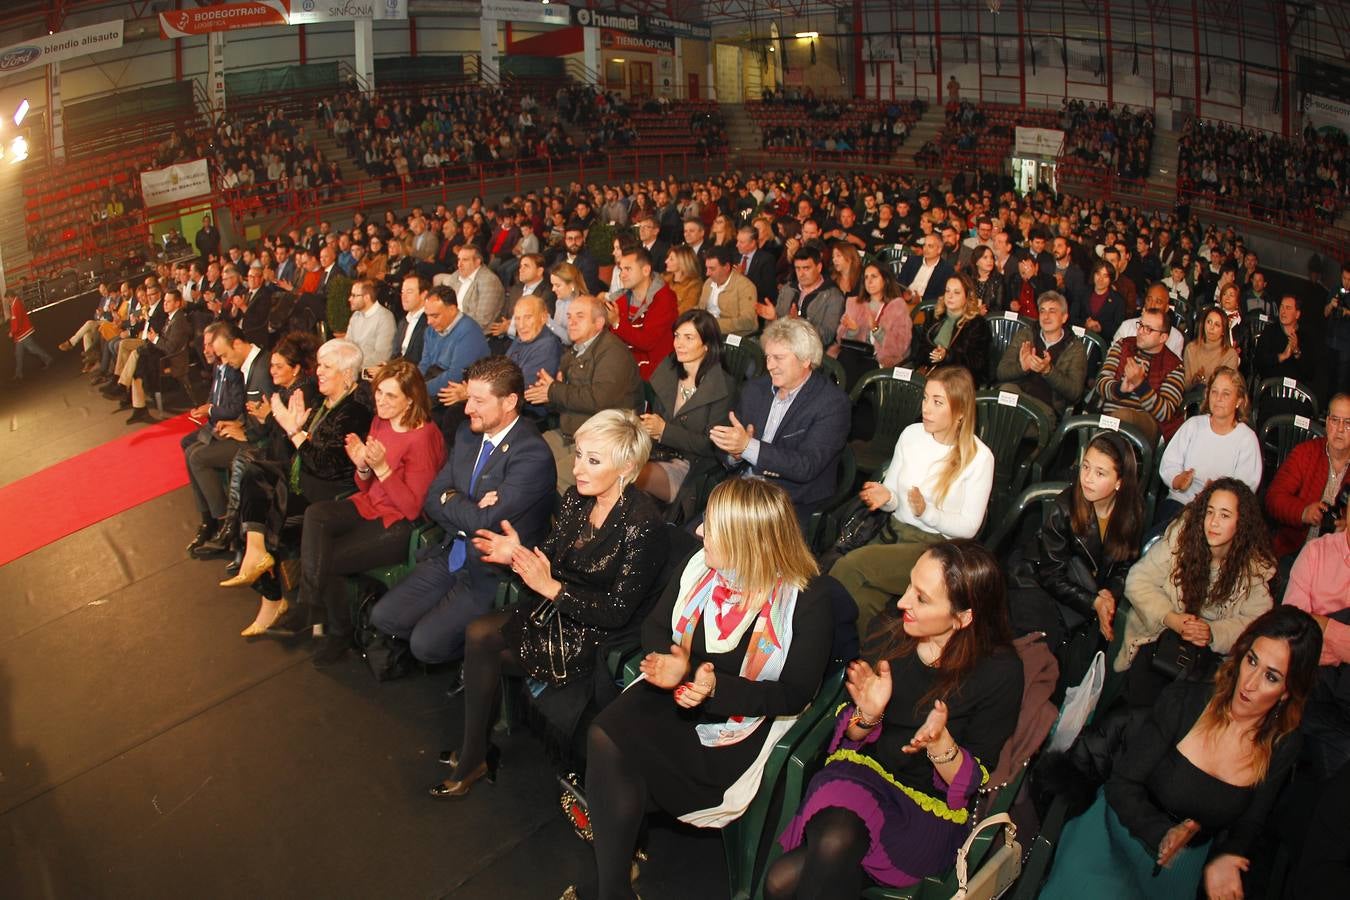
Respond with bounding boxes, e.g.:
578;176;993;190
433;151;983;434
158;1;290;39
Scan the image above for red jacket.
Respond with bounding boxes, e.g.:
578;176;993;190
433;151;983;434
613;279;677;380
8;296;33;343
1265;437;1347;558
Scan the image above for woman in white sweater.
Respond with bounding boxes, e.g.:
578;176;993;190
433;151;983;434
830;366;995;629
1150;366;1261;538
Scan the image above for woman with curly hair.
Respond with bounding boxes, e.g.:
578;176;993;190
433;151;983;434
1041;606;1320;900
1116;477;1276;707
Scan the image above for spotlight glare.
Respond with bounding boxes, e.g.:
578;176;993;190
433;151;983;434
14;99;29;126
10;136;28;163
794;31;818;38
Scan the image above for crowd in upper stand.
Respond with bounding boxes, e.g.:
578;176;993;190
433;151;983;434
25;149;1350;899
1177;117;1348;225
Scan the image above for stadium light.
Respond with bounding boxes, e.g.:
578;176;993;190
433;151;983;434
10;136;28;163
14;99;29;127
794;31;818;38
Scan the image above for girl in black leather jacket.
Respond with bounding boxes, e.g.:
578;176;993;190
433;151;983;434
1008;432;1144;682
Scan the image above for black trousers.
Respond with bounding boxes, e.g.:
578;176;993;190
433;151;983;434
298;499;412;637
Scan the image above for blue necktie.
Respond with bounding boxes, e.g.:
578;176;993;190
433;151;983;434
448;440;495;572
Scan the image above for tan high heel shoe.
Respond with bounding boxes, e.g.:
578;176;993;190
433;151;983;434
241;598;288;638
220;551;275;588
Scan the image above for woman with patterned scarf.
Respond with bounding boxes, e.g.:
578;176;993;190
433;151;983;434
566;478;833;900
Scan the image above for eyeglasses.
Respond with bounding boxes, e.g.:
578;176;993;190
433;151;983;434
1327;416;1350;430
1137;323;1163;335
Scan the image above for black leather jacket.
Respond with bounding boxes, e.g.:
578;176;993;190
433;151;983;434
1015;487;1134;619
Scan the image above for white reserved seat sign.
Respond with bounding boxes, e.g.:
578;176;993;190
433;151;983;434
1098;414;1121;431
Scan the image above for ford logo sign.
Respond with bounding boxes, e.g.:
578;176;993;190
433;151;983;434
0;46;41;71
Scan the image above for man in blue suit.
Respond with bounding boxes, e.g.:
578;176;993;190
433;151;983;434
710;317;850;531
419;284;491;443
896;233;956;306
370;356;556;663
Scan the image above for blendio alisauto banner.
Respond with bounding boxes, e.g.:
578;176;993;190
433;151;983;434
0;21;124;77
158;1;289;39
141;160;212;208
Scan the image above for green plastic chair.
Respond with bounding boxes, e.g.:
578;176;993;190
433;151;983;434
1032;414;1155;491
818;354;847;389
984;312;1037;383
722;668;848;900
1259;413;1326;481
981;480;1071;556
1254;376;1320;427
972;390;1055;520
1181;384;1206;419
805;445;859;553
847;366;927;478
1070;326;1108;383
723;334;768;388
913;299;936;324
360;519;446;591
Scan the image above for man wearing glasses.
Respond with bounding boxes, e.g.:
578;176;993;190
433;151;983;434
347;279;395;377
1095;304;1185;443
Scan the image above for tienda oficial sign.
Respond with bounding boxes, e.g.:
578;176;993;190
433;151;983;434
159;1;289;39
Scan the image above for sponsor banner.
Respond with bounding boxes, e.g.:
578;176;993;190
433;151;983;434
141;159;212;208
643;14;710;41
480;0;569;25
1305;94;1350;135
0;21;124;77
601;30;674;56
288;0;409;24
159;1;289;39
1014;125;1065;158
569;6;639;32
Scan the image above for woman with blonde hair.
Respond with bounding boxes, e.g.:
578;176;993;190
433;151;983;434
710;213;736;248
665;245;704;314
1151;366;1261;534
430;409;670;801
548;261;586;344
1182;306;1241;388
567;478;834;899
908;274;991;384
830;366;995;628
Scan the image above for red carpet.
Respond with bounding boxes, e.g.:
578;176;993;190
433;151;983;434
0;414;199;567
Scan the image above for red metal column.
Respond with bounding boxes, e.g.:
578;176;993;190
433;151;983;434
933;1;943;106
174;0;183;81
410;17;419;58
1103;0;1114;106
853;0;865;99
1276;1;1291;136
1191;0;1202;119
298;25;307;66
1017;0;1027;107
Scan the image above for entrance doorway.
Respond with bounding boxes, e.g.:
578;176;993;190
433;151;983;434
629;61;653;98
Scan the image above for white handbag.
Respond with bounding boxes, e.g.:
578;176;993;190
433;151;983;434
950;813;1022;900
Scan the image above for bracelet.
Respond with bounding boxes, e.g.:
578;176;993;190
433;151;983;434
849;707;884;730
358;465;372;477
927;744;960;765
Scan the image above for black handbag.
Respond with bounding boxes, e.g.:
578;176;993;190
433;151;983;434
352;581;416;682
1148;628;1222;682
818;497;894;571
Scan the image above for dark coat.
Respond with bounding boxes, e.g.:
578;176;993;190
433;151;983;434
728;369;850;520
910;312;992;385
896;256;957;303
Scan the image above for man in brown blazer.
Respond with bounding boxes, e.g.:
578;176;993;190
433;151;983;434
523;294;642;493
699;244;759;337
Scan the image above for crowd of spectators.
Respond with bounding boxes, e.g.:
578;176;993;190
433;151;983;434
1058;99;1155;180
755;93;923;162
1177;117;1348;225
32;145;1350;897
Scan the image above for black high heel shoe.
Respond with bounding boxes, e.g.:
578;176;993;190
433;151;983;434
428;747;500;799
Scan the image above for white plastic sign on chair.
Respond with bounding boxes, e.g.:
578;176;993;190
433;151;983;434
1098;414;1121;431
726;334;742;347
1295;414;1311;429
1003;311;1020;320
892;366;914;381
997;391;1019;407
1283;377;1296;389
1071;325;1086;337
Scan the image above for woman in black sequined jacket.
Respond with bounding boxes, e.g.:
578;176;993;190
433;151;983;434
428;409;670;800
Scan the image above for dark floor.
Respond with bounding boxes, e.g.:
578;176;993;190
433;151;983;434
0;355;727;899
